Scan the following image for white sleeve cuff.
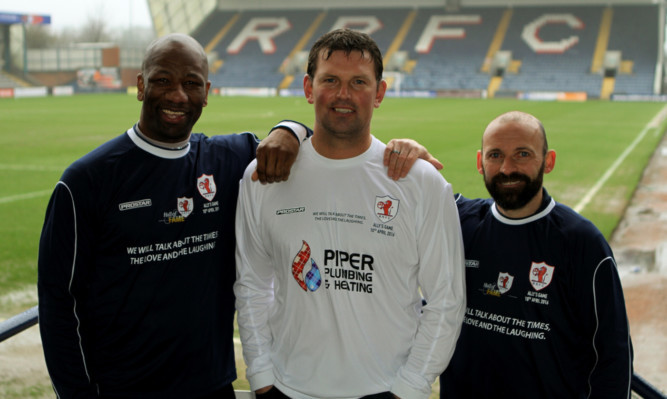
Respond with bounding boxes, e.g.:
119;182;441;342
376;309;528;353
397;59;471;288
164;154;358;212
271;121;308;144
391;369;432;399
248;369;276;392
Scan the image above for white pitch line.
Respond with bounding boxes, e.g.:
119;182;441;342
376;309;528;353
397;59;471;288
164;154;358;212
0;164;64;172
0;164;61;205
574;105;667;213
0;190;53;205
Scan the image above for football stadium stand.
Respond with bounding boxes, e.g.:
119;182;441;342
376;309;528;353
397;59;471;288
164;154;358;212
497;6;605;96
1;1;663;99
181;3;661;99
399;7;503;92
609;5;660;95
0;70;22;87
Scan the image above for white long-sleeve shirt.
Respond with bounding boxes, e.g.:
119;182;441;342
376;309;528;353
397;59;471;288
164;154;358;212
234;137;466;399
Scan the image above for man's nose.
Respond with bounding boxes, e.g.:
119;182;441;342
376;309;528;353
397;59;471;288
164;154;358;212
167;85;188;103
337;83;351;99
500;158;518;174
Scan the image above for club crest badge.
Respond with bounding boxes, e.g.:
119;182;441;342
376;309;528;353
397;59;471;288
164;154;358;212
529;262;555;291
177;197;194;218
197;174;217;202
497;272;514;294
375;195;399;223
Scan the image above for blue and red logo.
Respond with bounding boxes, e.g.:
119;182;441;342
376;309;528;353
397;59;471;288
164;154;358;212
292;240;322;292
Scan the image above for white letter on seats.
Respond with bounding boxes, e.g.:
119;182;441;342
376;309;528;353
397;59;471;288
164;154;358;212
331;16;383;35
227;17;291;54
415;15;481;54
522;14;583;54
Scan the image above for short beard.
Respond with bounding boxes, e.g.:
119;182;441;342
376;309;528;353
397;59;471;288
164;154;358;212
484;163;544;211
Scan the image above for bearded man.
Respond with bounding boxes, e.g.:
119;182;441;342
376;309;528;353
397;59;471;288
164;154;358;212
438;110;633;399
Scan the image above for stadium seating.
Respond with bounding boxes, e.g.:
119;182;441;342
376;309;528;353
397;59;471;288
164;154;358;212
498;6;604;96
401;7;505;91
191;4;659;97
608;5;659;95
197;9;322;89
0;70;25;88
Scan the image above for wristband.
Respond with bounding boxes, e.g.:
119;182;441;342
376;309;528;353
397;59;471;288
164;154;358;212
270;121;309;144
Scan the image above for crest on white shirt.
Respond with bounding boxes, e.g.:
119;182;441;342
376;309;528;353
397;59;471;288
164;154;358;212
529;262;555;291
197;174;217;202
375;195;399;223
497;272;514;294
177;197;194;218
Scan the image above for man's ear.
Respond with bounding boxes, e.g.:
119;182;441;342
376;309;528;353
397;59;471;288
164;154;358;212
303;74;314;104
203;80;211;107
476;150;484;175
137;73;145;101
544;150;556;174
374;79;387;108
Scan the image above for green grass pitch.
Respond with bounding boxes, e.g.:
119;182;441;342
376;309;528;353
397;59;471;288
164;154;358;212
0;93;665;299
0;93;665;397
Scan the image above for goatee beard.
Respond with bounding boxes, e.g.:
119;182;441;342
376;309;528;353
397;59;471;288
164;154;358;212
484;165;544;211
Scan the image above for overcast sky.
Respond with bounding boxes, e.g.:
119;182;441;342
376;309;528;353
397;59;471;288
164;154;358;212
1;0;152;31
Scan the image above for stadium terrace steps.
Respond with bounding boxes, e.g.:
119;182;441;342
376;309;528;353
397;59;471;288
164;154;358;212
192;4;658;97
0;71;30;88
